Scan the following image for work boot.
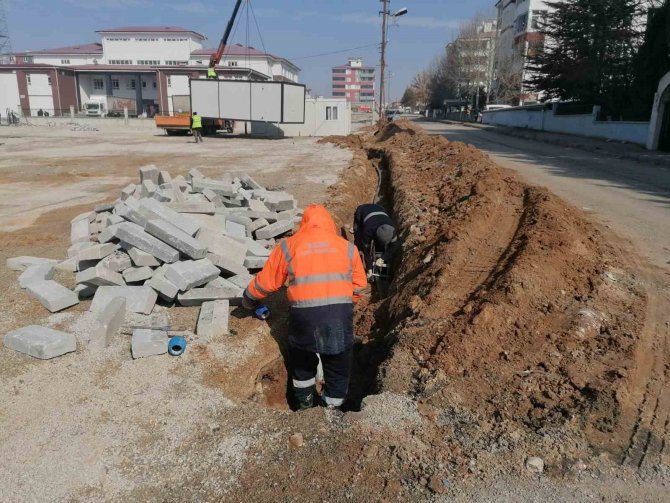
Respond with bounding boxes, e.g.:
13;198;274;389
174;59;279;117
293;385;315;411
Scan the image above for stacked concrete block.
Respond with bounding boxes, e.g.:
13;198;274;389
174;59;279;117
9;167;303;349
144;219;207;259
122;266;153;283
255;219;295;240
146;266;179;301
4;325;77;359
76;265;126;287
197;300;230;338
139;164;160;185
164;259;219;292
125;246;161;267
113;222;180;263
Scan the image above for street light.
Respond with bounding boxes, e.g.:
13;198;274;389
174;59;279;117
378;1;408;125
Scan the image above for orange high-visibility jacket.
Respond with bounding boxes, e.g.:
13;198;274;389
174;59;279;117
245;204;368;309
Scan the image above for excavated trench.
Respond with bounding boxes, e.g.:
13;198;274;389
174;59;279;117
251;145;400;411
247;122;668;478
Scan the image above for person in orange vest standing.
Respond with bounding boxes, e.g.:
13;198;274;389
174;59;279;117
242;204;369;410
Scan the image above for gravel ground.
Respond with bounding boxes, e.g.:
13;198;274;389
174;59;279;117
0;124;351;501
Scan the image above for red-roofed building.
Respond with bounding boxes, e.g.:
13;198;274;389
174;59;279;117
1;26;299;118
331;58;375;107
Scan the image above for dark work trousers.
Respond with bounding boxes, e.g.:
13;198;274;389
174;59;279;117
289;345;353;407
192;128;203;143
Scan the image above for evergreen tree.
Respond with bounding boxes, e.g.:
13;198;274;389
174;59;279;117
527;0;641;117
632;1;670;119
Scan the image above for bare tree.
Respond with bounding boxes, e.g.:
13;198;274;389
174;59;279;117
493;55;524;105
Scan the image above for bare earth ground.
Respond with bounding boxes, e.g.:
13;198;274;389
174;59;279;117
0;122;669;501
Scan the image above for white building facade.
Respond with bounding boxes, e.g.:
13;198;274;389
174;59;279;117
494;0;558;104
1;26;300;117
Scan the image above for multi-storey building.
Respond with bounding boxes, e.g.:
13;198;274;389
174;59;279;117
331;58;375;107
0;26;300;117
446;19;497;106
494;0;557;104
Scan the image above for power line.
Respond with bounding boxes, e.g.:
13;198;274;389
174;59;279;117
288;43;380;61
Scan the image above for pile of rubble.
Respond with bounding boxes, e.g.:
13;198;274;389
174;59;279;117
4;166;301;360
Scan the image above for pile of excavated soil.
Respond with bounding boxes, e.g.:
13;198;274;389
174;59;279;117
231;120;666;500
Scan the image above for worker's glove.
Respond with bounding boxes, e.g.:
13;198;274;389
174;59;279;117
366;269;373;279
375;258;386;268
241;290;257;310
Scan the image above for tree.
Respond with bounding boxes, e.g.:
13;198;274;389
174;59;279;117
527;0;643;116
631;1;670;119
400;87;417;108
493;56;523;105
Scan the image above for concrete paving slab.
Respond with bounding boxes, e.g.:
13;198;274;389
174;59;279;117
164;259;219;292
113;222;180;263
207;252;249;277
76;265;126;287
146;267;179;301
17;263;56;288
122;266;153;283
144;219;207;260
4;325;77;359
124;245;162;267
89;297;126;351
255;219;294;240
131;328;168;358
90;286;157;315
139;164;160;185
26;280;80;312
177;287;242;306
196;300;230;338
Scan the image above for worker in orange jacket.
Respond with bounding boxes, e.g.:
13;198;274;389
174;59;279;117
242;204;368;410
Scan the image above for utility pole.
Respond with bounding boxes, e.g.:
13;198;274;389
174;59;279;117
0;0;13;65
378;0;390;124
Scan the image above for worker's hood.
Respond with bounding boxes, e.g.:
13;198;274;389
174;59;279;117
297;204;337;235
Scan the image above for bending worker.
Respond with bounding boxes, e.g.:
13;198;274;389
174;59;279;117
242;204;368;410
353;203;399;272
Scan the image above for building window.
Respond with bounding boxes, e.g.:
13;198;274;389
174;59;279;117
142;81;147;88
167;77;172;87
60;59;70;65
333;92;345;97
27;74;32;85
153;82;157;89
333;84;345;89
227;61;238;67
109;59;132;65
24;56;34;63
48;76;52;86
93;78;104;90
165;60;188;66
326;106;338;121
333;77;345;81
137;60;160;65
332;68;346;73
112;79;120;89
127;79;136;90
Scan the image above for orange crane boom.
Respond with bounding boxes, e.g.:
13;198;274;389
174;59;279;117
209;0;244;70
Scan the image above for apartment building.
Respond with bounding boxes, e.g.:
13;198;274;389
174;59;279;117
331;58;375;107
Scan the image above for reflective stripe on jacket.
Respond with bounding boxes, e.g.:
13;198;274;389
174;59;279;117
191;115;202;129
245;204;368;353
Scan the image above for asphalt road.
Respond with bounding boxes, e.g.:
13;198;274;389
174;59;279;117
420;120;670;275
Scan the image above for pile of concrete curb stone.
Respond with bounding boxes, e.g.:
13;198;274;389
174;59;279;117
4;165;301;360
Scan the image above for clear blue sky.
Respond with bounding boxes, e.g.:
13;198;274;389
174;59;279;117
6;0;496;99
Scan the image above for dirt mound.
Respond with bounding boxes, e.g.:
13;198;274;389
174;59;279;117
243;120;662;493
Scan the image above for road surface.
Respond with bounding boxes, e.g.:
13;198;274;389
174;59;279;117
420;120;670;275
